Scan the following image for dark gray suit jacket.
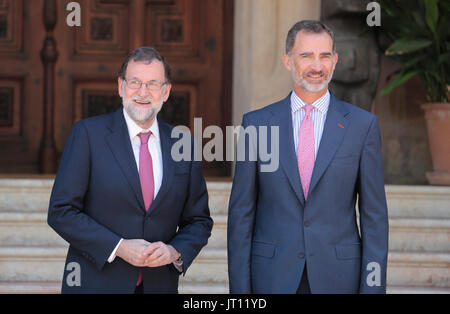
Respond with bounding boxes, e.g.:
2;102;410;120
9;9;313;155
48;109;213;293
228;93;389;294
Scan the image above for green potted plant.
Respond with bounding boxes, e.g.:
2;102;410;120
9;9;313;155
377;0;450;185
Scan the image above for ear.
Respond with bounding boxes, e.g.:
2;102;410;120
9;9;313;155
163;83;172;102
333;52;339;69
282;54;292;71
118;77;124;98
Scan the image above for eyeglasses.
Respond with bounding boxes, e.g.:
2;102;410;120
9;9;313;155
124;78;167;91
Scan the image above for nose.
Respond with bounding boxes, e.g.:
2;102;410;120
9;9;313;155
310;58;322;72
138;84;150;97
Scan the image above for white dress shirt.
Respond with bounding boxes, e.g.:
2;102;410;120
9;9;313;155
123;108;163;195
291;90;330;158
107;109;163;263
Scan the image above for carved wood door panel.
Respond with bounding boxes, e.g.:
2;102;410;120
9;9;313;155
0;0;233;176
0;0;38;173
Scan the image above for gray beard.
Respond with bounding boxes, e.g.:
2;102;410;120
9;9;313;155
292;68;335;93
121;84;165;124
123;99;156;123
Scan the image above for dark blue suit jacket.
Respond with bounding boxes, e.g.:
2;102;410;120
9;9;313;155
227;93;389;294
48;109;213;293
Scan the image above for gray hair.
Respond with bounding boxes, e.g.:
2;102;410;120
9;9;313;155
285;20;336;55
119;47;172;84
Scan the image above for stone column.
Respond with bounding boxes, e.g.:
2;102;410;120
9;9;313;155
232;0;321;125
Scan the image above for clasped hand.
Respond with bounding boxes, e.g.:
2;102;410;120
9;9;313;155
116;239;180;268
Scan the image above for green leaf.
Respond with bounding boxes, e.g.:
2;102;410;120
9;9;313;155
381;71;419;96
424;70;443;83
438;53;450;65
386;69;401;83
386;38;433;55
440;0;450;14
403;55;427;68
425;0;439;35
411;11;426;28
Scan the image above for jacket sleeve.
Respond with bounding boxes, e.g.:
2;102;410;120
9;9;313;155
47;121;122;271
169;139;214;276
357;116;389;294
227;114;258;294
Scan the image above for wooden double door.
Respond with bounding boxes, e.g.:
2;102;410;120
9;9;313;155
0;0;233;176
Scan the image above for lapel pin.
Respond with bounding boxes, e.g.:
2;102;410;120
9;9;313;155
338;123;344;129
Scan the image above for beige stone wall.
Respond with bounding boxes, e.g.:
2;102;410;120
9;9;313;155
232;0;321;125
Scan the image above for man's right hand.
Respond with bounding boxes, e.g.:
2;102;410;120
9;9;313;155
115;239;151;267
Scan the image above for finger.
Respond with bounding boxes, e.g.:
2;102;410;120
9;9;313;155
145;247;165;264
146;253;170;267
142;242;161;256
147;245;170;265
135;250;151;266
131;255;145;267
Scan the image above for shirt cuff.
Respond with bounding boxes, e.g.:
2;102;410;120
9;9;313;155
172;256;183;273
108;238;123;263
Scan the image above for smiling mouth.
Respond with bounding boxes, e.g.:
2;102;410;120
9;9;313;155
134;99;151;105
305;74;327;83
306;73;325;79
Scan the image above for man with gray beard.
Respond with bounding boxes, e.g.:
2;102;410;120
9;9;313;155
48;47;213;294
228;20;388;294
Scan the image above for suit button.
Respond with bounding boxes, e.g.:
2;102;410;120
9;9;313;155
299;253;305;258
304;221;311;227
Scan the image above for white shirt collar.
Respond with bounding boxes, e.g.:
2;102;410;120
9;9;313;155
123;108;160;142
291;89;330;114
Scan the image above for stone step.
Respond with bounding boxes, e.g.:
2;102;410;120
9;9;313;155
0;211;226;249
191;250;450;288
0;212;68;247
1;180;450;214
2;211;449;253
0;281;61;294
0;246;66;282
387;252;450;288
185;249;228;283
388;218;450;252
0;246;227;283
1;179;449;219
386;286;450;294
2;281;449;294
211;216;450;252
179;282;229;294
0;179;53;213
0;179;233;216
208;215;227;248
206;182;232;215
1;246;449;289
0;245;228;294
1;179;449;294
386;185;450;219
0;281;228;294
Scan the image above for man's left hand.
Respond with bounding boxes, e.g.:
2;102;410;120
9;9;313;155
143;242;180;267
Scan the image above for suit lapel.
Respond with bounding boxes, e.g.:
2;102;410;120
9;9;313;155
146;120;175;217
105;110;146;212
308;94;351;196
270;94;306;207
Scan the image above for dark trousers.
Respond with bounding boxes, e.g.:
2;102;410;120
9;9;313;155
135;283;144;294
297;265;311;294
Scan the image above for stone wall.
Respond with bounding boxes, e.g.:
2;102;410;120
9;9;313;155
232;0;321;125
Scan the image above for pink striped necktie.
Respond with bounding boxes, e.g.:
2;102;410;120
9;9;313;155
297;105;315;200
136;131;154;287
